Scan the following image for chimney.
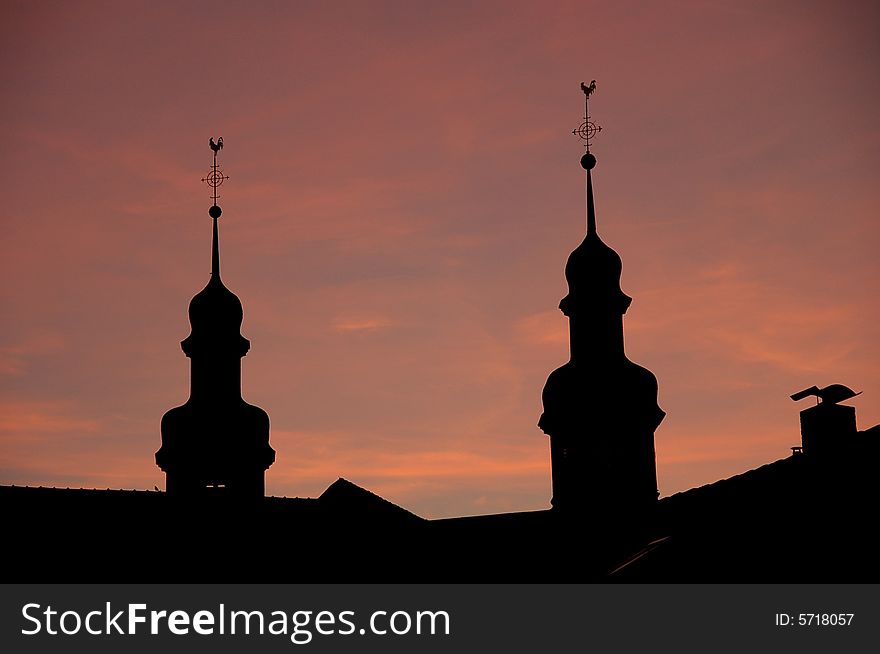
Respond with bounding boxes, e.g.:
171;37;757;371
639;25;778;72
799;403;857;457
790;384;860;458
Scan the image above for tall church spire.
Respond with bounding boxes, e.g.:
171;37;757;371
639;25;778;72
539;83;664;520
156;138;275;499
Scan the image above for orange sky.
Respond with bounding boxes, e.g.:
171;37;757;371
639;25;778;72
1;1;878;518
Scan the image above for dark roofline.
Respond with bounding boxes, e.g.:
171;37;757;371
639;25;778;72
319;477;425;522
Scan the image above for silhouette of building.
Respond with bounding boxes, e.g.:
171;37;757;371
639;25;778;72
539;157;664;516
2;103;878;583
612;403;880;581
5;393;877;582
155;206;275;498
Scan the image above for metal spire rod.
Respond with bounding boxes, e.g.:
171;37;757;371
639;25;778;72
584;88;591;154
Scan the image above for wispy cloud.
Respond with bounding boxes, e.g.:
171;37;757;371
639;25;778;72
331;317;393;333
514;310;567;346
0;331;66;376
0;401;99;435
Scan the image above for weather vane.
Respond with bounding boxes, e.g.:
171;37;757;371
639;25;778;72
573;80;601;170
202;137;228;218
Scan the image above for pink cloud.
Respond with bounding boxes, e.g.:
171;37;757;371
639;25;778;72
332;317;392;333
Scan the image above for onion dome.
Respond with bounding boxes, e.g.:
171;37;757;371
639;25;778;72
181;215;250;357
559;168;632;316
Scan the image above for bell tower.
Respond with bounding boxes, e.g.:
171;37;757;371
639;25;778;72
156;138;275;498
539;83;664;518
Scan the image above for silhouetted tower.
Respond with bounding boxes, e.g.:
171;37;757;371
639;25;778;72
156;138;275;498
539;83;664;517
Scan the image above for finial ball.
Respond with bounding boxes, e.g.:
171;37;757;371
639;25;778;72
580;153;597;170
209;204;222;219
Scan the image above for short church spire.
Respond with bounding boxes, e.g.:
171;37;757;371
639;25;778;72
156;138;275;499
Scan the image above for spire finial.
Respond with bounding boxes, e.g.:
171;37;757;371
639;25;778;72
202;137;229;277
203;137;228;218
573;80;600;170
573;82;601;234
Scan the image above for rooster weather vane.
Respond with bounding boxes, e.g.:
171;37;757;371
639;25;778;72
202;137;228;219
573;80;601;170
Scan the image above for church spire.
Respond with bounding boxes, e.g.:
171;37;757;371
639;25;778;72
539;82;664;518
157;137;275;499
560;84;631;318
181;138;243;352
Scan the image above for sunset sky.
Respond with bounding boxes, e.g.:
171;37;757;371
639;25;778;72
1;0;878;518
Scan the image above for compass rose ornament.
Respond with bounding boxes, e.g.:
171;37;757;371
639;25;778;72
202;136;229;218
572;80;601;170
